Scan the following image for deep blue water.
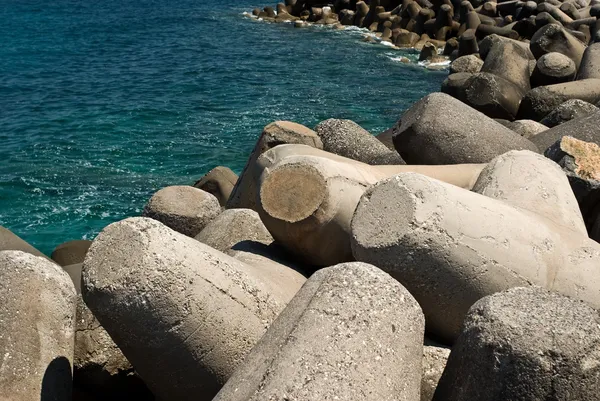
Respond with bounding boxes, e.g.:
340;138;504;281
0;0;445;254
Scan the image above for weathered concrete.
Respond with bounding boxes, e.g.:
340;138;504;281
449;54;483;74
440;72;472;99
193;166;238;206
540;99;598;128
82;217;296;401
58;261;151;401
433;287;600;401
51;240;92;267
142;185;221;237
393;93;538;164
226;121;323;210
481;40;531;91
213;262;425;401
460;72;525;120
73;294;151;400
472;150;587;235
0;250;77;401
422;345;451;401
0;226;49;259
256;144;485;266
517;79;600;121
226;241;308;296
531;109;600;150
530;23;587;68
530;52;577;88
194;208;273;252
501;119;548;139
314;118;405;165
577;42;600;80
351;172;600;343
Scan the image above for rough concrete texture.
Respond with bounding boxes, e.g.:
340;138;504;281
530;52;577;87
545;136;600;234
226;241;308;302
530;23;587;68
194;208;273;252
472;150;587;235
434;287;600;401
440;72;472;99
532;109;600;150
314;118;405;165
392;92;538;165
517;79;600;121
226;121;323;210
376;126;396;150
350;172;600;343
0;250;77;401
59;262;150;401
540;98;599;128
213;262;425;401
449;54;483;74
478;34;534;61
82;217;295;401
422;345;450;401
227;239;308;272
577;42;600;80
255;144;485;266
0;226;49;260
481;40;531;91
502;119;548;139
73;295;152;400
142;185;221;237
193;166;238;206
51;240;92;267
461;72;525;120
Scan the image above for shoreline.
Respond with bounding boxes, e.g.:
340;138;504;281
242;9;453;69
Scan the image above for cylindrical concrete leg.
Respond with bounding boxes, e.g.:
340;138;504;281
351;172;600;343
213;262;425;401
0;250;77;401
255;145;485;266
82;217;299;401
433;287;600;401
472;150;587;235
227;121;323;210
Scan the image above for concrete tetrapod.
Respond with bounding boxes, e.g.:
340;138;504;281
194;208;273;252
226;121;323;210
213;262;425;401
314;118;405;165
193;166;238;206
142;185;221;237
57;246;151;400
433;287;600;401
82;217;301;401
0;250;77;401
0;226;50;260
392;92;538;164
471;150;587;235
532;109;600;150
351;170;600;343
255;144;486;266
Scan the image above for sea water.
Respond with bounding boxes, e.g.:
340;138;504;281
0;0;446;254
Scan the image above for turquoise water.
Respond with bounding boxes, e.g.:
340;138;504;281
0;0;445;254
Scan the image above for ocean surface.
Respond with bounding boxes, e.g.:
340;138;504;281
0;0;446;254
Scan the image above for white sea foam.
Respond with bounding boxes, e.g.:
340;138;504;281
388;56;410;63
417;59;451;69
342;25;369;33
379;41;395;47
